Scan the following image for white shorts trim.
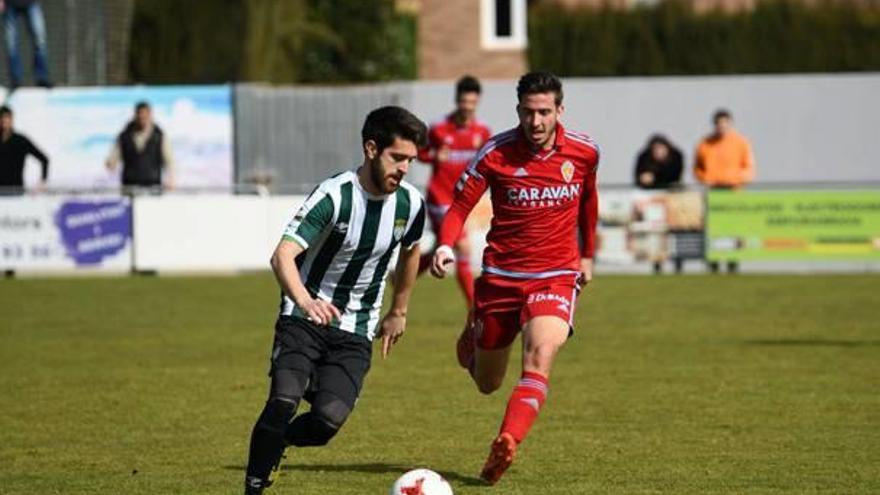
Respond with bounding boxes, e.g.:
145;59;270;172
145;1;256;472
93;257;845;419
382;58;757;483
483;265;579;280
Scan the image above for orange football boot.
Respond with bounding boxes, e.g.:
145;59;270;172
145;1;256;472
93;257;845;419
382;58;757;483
479;432;517;485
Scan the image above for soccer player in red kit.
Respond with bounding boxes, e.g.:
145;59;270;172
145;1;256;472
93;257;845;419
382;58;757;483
431;72;599;485
418;75;491;306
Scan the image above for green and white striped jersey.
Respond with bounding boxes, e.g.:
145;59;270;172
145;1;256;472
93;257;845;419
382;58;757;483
280;170;426;340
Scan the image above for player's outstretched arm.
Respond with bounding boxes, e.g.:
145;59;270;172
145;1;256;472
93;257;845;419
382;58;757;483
270;240;341;326
379;243;421;358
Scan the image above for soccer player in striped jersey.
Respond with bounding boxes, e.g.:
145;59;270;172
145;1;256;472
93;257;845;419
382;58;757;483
244;106;427;495
432;72;600;485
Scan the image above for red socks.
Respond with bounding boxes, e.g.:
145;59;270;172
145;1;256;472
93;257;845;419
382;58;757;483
500;371;548;444
456;259;475;306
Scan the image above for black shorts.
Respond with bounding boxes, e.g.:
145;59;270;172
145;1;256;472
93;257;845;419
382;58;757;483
269;316;372;409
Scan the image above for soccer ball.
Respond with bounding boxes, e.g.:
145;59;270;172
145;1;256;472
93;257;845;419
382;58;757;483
390;468;454;495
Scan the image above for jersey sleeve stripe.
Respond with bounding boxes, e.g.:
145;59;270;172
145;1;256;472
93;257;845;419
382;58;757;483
565;131;601;155
283;184;335;247
455;129;518;192
282;233;310;250
564;131;598;148
466;128;519;172
291;193;334;246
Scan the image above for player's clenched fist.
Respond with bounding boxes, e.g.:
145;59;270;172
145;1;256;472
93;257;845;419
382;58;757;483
578;258;594;288
431;244;456;278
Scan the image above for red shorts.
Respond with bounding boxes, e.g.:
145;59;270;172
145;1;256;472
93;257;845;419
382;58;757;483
427;202;467;243
473;273;580;350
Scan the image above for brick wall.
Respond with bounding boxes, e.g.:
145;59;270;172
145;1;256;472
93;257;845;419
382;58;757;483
418;0;526;80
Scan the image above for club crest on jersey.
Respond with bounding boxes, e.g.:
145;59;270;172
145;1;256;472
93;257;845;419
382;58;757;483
334;222;348;234
561;160;575;183
393;219;407;241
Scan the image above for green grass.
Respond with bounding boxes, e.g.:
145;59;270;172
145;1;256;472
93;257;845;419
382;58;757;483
0;274;878;494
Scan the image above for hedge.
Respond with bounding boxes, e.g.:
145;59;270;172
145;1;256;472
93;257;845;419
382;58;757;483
528;0;880;76
129;0;415;84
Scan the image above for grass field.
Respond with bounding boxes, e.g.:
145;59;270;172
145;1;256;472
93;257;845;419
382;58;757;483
0;274;878;494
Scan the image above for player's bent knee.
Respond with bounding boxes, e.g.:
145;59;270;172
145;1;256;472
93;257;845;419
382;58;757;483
256;396;299;434
475;375;504;395
312;393;353;431
285;393;352;447
525;343;559;361
523;344;561;373
291;414;338;447
476;381;501;395
271;368;309;400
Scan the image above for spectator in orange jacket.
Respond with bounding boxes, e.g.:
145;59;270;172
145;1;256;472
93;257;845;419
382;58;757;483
695;109;754;274
694;109;755;189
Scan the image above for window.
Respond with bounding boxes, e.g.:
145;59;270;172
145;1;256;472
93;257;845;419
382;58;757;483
481;0;527;50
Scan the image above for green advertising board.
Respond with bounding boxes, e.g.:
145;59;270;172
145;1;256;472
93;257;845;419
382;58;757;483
707;190;880;261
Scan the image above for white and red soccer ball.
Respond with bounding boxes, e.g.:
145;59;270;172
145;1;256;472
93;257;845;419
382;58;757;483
390;469;454;495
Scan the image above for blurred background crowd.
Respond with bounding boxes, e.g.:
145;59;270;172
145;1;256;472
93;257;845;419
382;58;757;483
0;0;878;275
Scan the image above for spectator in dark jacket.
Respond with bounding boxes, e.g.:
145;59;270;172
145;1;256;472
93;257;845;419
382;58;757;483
634;134;683;190
105;101;175;191
0;105;48;194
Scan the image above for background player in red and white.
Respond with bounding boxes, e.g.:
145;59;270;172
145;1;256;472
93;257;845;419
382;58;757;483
431;72;599;485
417;75;491;307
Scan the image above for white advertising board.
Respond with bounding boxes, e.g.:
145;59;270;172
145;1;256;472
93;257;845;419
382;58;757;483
0;195;132;271
132;195;305;271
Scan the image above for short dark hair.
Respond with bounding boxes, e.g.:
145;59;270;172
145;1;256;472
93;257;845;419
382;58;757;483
362;106;427;153
713;108;732;123
0;106;12;117
516;71;563;106
135;101;151;112
456;75;481;98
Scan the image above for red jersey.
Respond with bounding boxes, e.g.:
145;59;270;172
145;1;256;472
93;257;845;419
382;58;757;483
438;124;600;277
418;114;492;206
